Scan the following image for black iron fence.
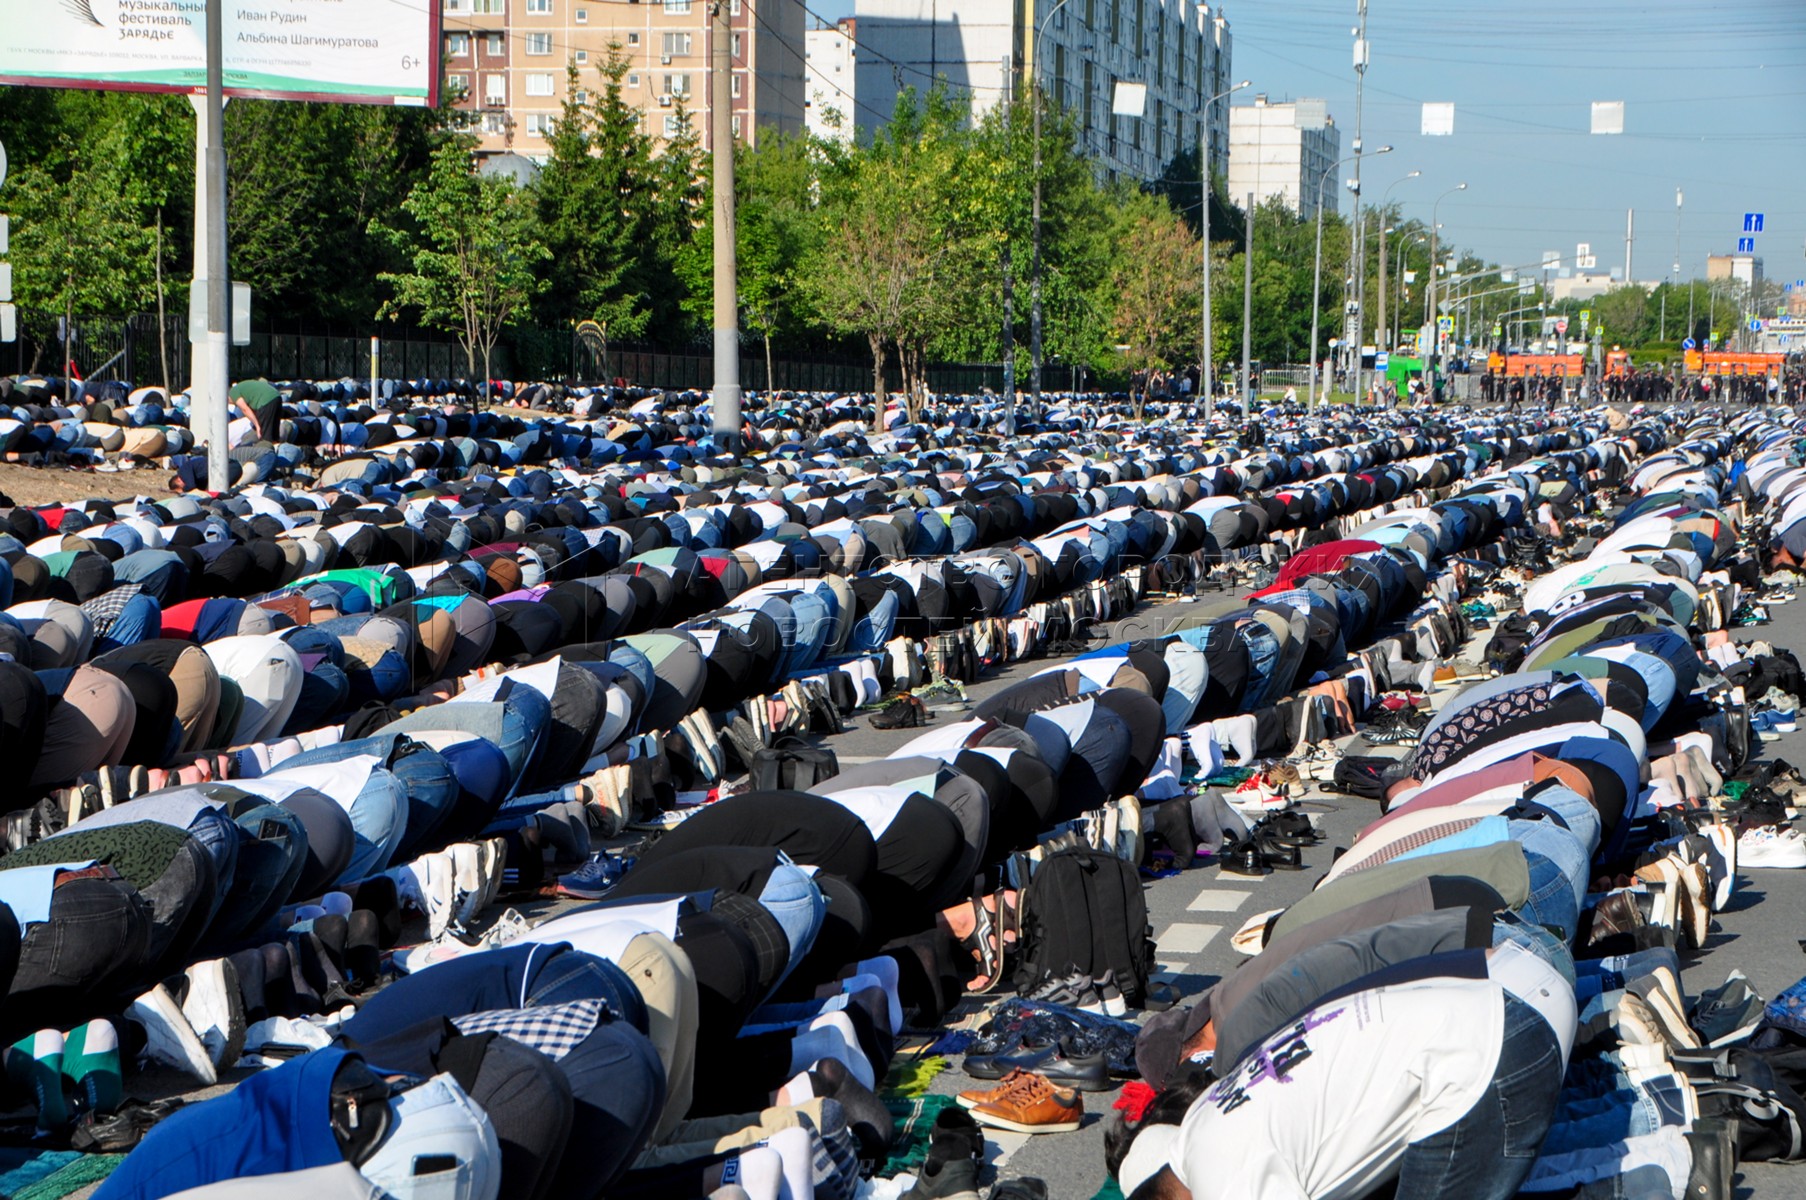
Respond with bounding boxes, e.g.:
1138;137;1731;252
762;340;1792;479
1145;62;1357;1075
4;310;1074;397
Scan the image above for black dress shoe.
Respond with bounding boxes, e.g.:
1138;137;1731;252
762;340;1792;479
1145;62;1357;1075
963;1039;1110;1091
1221;838;1271;876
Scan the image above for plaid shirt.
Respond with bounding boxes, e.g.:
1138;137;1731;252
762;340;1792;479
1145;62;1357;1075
454;998;609;1060
79;583;144;637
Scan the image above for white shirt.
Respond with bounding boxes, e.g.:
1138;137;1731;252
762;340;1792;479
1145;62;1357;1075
1176;981;1504;1200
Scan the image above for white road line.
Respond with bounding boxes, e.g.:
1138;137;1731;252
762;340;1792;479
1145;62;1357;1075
1187;890;1251;912
986;1130;1032;1171
1157;922;1222;955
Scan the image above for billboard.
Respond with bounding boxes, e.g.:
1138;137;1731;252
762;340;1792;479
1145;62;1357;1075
0;0;438;106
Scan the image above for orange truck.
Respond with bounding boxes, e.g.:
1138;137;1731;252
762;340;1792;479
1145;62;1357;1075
1483;353;1588;377
1682;350;1786;374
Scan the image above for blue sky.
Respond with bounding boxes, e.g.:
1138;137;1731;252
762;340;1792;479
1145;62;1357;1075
824;0;1806;285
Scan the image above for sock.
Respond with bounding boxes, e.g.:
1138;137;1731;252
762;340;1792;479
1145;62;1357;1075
724;1146;782;1200
850;956;903;1029
787;1023;873;1091
7;1030;68;1133
762;1125;816;1200
776;1069;814;1108
806;1056;894;1158
63;1021;122;1117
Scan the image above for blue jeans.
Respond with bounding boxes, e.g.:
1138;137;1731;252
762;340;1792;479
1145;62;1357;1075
281;734;462;861
345;943;648;1041
1535;1074;1686;1155
756;858;825;1001
94;593;162;655
1392;993;1564;1200
383;689;547;798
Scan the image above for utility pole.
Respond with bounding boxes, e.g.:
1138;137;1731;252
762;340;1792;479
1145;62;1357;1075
710;0;743;452
1241;191;1254;407
1667;186;1682;342
1001;57;1016;432
1624;207;1635;289
1199;80;1249;422
1349;0;1369;403
202;0;229;494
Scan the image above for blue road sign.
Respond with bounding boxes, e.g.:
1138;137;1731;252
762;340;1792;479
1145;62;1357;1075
1682;338;1697;350
1745;213;1765;233
1738;237;1757;253
1751;318;1765;332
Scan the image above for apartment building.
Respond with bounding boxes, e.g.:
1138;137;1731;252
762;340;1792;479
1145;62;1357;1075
850;0;1232;183
804;18;857;142
1226;95;1340;218
442;0;806;159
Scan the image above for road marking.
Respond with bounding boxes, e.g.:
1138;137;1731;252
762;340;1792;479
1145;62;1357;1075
986;1130;1031;1171
1187;890;1251;912
1158;922;1222;955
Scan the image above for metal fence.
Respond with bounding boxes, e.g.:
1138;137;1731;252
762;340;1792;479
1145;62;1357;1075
4;310;1065;397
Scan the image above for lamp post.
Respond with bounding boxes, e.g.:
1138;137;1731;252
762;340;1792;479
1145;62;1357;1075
1395;232;1425;342
1029;0;1076;425
1374;170;1419;361
1425;182;1467;388
1308;146;1390;408
1198;79;1250;420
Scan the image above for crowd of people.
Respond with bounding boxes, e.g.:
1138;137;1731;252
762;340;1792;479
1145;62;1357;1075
0;369;1792;1199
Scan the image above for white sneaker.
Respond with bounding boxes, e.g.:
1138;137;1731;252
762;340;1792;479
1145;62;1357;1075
449;842;487;926
1738;826;1806;869
1733;831;1806;867
128;983;218;1085
182;958;247;1071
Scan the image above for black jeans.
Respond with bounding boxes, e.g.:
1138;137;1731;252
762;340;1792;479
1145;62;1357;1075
8;876;153;1035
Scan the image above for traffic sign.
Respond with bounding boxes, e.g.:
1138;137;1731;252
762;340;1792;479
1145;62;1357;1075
1711;330;1721;343
1682;337;1697;350
1744;213;1765;233
1555;317;1569;334
1436;316;1454;333
1375;352;1390;371
1750;318;1764;332
1491;324;1503;338
1738;237;1756;254
1579;309;1592;325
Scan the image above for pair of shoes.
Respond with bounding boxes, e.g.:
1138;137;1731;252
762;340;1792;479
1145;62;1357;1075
870;695;930;730
963;1038;1111;1091
127;976;229;1086
1738;825;1806;868
957;1070;1084;1134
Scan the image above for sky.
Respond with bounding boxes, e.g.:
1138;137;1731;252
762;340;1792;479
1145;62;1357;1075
822;0;1806;286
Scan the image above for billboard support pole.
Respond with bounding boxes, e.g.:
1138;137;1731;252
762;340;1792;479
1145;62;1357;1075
708;0;741;456
204;0;230;494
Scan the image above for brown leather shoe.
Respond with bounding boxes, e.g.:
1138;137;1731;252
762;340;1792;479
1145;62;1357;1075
1584;889;1649;948
965;1071;1085;1134
956;1067;1034;1110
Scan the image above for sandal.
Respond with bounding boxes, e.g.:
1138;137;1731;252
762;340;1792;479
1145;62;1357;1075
957;880;1012;994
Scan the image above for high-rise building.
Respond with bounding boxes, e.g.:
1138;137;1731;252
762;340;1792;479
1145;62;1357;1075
441;0;806;160
804;19;857;142
851;0;1232;183
1707;253;1764;292
1225;94;1340;218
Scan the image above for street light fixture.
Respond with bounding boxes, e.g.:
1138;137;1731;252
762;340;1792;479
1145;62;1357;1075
1395;232;1426;334
1374;170;1420;366
1198;79;1250;419
1308;145;1391;408
1425;182;1467;389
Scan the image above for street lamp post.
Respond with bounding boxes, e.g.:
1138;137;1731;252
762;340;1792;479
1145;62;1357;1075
1425;182;1467;390
1375;170;1420;361
1029;0;1076;427
1395;232;1425;340
1198;79;1250;421
1308;146;1390;408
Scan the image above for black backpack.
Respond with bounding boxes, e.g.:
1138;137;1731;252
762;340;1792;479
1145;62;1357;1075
1012;847;1157;1009
1329;754;1391;802
750;736;840;793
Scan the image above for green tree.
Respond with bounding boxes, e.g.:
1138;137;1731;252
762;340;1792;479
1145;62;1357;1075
1108;194;1200;416
372;138;549;393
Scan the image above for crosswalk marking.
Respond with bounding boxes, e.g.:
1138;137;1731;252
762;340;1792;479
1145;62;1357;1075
1157;922;1222;955
1187;889;1252;912
986;1130;1031;1171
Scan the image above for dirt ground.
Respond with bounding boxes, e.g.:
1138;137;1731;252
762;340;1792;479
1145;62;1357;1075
0;461;166;507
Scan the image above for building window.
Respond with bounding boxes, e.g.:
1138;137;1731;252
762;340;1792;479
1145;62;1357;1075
484;73;507;104
732;32;742;57
627;32;640;44
447;72;470;98
574;49;588;63
575;88;589;103
664;0;691;12
732;114;743;137
731;0;740;12
471;0;503;11
525;0;550;10
444;0;468;13
662;32;692;56
527;113;556;135
663;114;684;137
627;72;641;86
731;73;742;97
446;32;470;56
484;32;503;55
481;112;507;133
525;32;552;54
526;72;555;95
576;6;588;20
664;73;691;96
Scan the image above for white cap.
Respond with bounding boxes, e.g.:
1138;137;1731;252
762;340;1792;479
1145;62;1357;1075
1117;1123;1183;1197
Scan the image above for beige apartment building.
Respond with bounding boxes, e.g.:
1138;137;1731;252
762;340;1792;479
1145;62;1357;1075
441;0;806;159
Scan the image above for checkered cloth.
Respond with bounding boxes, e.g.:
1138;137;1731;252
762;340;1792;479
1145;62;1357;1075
710;889;791;991
78;583;143;638
455;998;608;1060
